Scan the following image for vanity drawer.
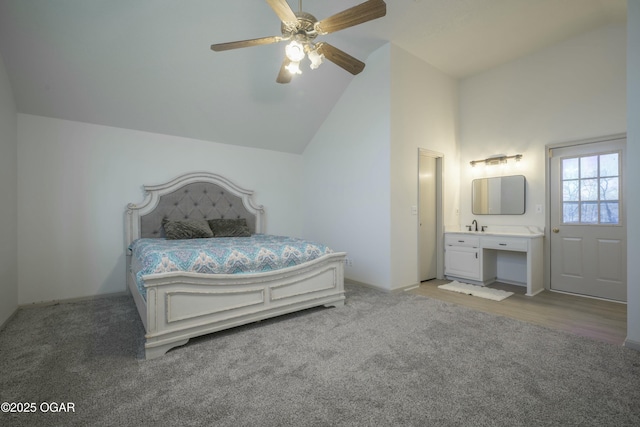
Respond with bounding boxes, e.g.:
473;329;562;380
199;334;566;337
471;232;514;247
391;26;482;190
482;237;528;252
445;235;480;248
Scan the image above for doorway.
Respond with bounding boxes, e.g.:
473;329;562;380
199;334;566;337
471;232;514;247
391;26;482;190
418;150;443;282
548;136;627;301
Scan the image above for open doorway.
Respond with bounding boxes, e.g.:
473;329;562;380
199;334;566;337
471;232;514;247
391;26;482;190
418;149;444;282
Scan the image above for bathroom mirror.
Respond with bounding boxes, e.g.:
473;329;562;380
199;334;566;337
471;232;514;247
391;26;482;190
472;175;526;215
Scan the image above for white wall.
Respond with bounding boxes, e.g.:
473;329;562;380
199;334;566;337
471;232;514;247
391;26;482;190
459;24;627;231
626;0;640;349
17;115;303;304
0;53;18;326
302;44;392;289
389;46;459;290
302;44;460;292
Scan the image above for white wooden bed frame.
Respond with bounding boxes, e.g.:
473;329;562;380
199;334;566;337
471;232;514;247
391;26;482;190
125;172;346;360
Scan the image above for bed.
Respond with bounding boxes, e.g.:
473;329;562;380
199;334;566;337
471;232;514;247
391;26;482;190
125;172;346;360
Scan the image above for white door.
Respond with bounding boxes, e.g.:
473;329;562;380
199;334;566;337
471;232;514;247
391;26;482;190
549;138;626;301
419;154;437;281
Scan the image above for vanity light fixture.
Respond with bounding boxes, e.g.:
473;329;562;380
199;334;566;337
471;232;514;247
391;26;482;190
470;153;522;167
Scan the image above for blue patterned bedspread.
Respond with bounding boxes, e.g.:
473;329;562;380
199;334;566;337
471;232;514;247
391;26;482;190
129;234;334;299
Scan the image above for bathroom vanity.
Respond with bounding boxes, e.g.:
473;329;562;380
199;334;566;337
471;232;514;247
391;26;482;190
444;228;544;296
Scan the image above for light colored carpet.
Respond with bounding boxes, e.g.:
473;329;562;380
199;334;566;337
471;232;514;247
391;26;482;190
439;280;514;301
1;283;639;426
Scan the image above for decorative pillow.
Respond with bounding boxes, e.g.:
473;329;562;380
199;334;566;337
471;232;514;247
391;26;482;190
208;218;251;237
162;219;214;240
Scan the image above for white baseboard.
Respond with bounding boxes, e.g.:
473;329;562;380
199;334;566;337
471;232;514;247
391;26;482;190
345;278;392;293
0;308;19;332
19;291;129;309
623;338;640;352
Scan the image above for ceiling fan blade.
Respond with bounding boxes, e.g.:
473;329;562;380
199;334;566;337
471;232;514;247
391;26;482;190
315;0;386;35
211;36;284;52
317;43;365;75
276;57;293;84
266;0;298;25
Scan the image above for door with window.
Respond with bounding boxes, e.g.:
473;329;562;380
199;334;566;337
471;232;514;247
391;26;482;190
549;138;626;301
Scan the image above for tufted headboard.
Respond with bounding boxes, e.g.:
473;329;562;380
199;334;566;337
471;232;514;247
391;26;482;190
125;172;265;247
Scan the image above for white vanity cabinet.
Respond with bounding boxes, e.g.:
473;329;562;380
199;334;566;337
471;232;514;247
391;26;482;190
444;235;481;281
444;232;544;296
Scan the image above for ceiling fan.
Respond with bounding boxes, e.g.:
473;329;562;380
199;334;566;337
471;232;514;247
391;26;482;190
210;0;387;84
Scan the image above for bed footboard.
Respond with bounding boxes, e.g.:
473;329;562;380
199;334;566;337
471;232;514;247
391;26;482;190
132;252;346;359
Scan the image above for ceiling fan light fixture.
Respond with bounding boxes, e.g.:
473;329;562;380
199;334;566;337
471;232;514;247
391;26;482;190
210;0;387;83
308;48;324;69
285;40;305;62
285;60;302;75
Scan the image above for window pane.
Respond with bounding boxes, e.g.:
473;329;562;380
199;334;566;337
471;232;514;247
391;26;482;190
600;177;619;201
581;202;598;223
563;158;579;180
563;180;580;201
580;178;598;201
600;202;619;224
600;153;619;177
563;202;580;223
560;151;622;225
580;156;598;178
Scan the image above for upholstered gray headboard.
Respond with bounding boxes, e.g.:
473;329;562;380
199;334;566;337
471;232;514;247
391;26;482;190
126;172;265;246
140;181;257;238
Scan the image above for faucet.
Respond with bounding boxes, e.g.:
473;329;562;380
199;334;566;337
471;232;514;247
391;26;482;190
471;219;478;232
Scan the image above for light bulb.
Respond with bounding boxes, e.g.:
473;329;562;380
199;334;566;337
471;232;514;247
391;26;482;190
308;49;324;70
285;61;302;75
285;41;305;62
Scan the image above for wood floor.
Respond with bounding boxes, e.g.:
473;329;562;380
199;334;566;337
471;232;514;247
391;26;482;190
408;280;627;346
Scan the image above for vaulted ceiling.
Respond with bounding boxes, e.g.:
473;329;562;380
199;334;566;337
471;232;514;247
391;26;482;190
0;0;626;154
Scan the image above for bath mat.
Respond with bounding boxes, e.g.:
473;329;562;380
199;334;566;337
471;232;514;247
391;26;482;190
438;281;513;301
